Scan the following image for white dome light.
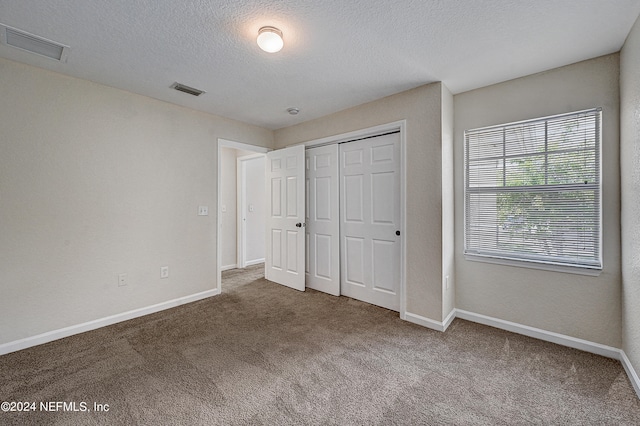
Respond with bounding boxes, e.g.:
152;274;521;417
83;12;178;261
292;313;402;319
257;26;283;53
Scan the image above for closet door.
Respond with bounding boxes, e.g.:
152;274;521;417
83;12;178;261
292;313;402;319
340;133;401;311
305;145;340;296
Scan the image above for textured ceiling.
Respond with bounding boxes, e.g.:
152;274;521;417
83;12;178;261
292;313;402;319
0;0;639;130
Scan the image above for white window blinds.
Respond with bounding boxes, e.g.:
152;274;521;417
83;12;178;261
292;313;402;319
464;108;602;270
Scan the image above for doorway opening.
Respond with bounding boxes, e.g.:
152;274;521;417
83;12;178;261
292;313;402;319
217;139;268;293
221;263;264;292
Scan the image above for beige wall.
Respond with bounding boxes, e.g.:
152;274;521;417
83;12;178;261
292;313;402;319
220;147;239;269
441;85;455;318
275;83;447;322
621;15;640;378
1;39;631;355
0;57;272;345
453;54;621;347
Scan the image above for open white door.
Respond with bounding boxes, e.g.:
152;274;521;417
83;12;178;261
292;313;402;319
265;145;306;291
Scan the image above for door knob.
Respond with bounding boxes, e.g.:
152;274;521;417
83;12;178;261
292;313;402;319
296;222;303;228
396;230;400;236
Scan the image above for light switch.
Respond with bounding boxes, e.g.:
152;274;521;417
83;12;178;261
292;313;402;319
198;205;209;216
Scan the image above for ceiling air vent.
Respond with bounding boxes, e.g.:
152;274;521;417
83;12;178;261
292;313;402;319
0;24;69;61
171;82;206;97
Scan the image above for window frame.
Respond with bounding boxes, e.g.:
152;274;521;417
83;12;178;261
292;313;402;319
463;108;603;276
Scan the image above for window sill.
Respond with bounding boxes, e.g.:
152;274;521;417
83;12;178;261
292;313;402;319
464;254;602;277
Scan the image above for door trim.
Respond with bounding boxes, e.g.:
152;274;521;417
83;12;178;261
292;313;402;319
217;139;269;294
302;120;408;317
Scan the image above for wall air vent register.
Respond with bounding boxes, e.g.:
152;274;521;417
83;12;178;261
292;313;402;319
171;82;206;97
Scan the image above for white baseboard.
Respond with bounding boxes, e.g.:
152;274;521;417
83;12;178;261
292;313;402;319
442;309;456;331
0;288;220;356
405;307;639;399
404;312;446;332
403;309;457;332
455;309;621;360
221;264;237;271
620;350;640;399
244;258;265;267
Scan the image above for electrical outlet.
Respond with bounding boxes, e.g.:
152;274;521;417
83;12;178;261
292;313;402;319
118;273;127;287
160;266;169;279
198;205;208;216
445;275;450;290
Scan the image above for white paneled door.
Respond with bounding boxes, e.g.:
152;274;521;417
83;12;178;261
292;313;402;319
265;145;306;291
340;133;401;311
305;145;340;296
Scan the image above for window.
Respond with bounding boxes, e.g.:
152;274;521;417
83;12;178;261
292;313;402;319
464;108;602;272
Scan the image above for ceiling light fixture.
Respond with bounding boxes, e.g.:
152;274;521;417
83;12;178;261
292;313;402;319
287;107;300;115
257;26;283;53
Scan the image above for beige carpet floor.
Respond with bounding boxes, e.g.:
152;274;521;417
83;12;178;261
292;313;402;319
1;264;639;425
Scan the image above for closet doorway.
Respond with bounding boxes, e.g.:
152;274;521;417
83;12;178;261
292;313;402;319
304;123;405;312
